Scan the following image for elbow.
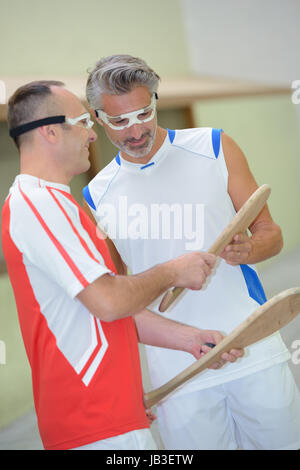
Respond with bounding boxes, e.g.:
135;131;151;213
77;275;130;322
94;310;116;323
92;298;130;323
274;223;284;256
92;303;119;323
265;222;283;259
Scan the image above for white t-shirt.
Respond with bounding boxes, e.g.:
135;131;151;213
84;128;290;395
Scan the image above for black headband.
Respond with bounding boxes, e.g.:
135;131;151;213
9;116;66;138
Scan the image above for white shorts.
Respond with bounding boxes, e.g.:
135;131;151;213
72;428;157;450
156;362;300;450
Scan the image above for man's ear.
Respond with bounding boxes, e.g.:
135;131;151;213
37;124;60;143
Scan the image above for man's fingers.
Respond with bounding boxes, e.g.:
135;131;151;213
199;341;244;368
220;233;252;266
210;359;225;369
233;233;251;243
225;232;252;254
145;408;157;425
226;240;251;252
221;348;244;362
226;243;252;253
203;253;217;268
226;251;249;265
230;348;244;358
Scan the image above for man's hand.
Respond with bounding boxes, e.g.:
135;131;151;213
135;309;244;371
189;329;244;369
144;404;157;426
220;232;252;266
167;252;216;290
221;132;283;265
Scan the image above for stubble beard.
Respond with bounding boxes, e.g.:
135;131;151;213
108;127;157;159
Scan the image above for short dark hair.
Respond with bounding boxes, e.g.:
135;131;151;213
7;80;65;149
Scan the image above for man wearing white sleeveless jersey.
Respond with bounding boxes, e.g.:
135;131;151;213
83;54;300;450
2;80;243;450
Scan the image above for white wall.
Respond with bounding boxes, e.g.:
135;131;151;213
181;0;300;86
180;0;300;259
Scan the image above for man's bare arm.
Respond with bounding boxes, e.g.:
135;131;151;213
77;251;216;322
134;308;244;367
220;133;283;266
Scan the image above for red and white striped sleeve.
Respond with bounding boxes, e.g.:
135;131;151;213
10;183;112;298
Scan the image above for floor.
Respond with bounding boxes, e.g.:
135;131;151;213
0;248;299;450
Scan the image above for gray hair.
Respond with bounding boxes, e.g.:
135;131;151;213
86;55;160;110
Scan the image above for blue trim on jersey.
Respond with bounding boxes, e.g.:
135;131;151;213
167;128;176;144
115;153;121;166
82;185;96;210
140;162;155;170
240;264;267;305
212;128;223;158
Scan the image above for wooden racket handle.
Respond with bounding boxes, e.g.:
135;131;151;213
158;245;225;311
159;185;271;313
145;287;300;408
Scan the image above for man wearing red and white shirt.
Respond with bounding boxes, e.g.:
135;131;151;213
2;81;242;450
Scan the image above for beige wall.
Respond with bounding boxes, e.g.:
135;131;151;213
0;0;190;77
193;94;300;264
0;276;34;427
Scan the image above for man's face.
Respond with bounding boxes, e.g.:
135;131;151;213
97;86;157;159
55;87;97;175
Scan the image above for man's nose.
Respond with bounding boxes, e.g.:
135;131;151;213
89;128;98;142
128;123;143;139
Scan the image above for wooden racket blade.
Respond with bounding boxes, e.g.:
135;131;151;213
145;287;300;408
159;184;271;313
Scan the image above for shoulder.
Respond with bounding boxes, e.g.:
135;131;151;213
8;184;49;213
3;186;58;243
172;127;223;159
83;158;120;211
9;184;79;229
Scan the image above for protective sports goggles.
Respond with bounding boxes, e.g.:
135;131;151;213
9;112;94;138
95;93;158;130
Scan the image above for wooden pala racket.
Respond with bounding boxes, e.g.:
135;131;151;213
145;287;300;408
159;184;271;313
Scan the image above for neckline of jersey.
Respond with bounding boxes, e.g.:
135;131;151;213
115;129;174;174
14;174;71;193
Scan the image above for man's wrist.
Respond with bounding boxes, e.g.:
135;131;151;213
160;258;177;289
176;325;203;357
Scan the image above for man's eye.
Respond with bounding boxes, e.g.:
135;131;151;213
112;118;128;126
138;111;151;120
